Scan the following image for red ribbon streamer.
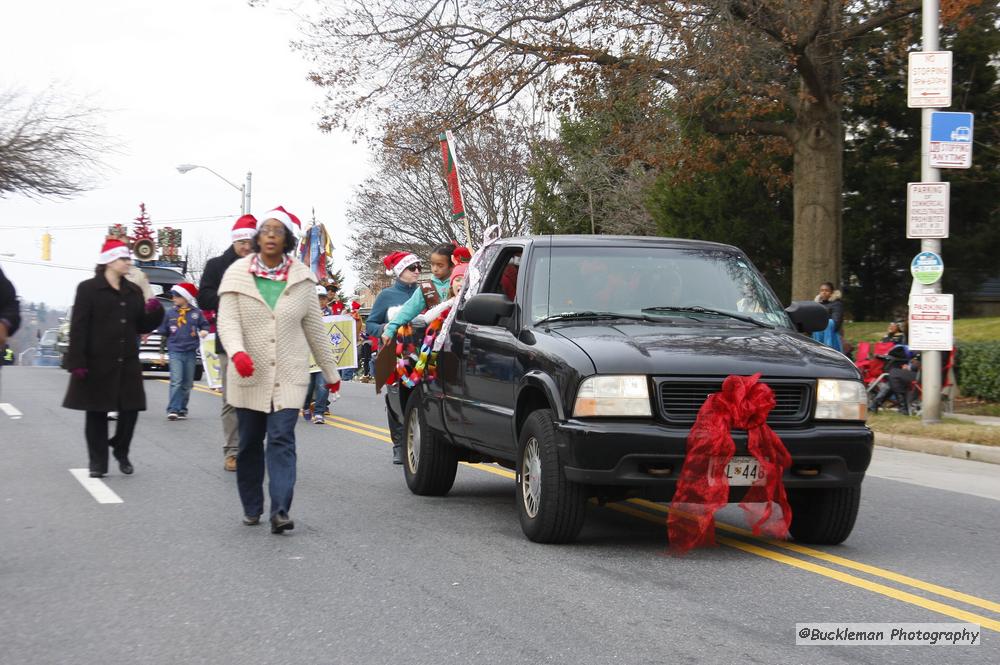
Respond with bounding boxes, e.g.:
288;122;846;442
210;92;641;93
667;373;793;553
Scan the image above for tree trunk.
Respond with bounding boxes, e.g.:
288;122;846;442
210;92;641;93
791;99;843;302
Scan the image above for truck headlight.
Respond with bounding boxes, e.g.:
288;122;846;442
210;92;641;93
574;375;651;417
815;379;867;421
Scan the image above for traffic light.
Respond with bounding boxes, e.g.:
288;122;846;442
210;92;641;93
41;232;52;261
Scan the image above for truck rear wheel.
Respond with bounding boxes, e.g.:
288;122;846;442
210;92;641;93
787;485;861;545
403;392;458;496
516;410;586;543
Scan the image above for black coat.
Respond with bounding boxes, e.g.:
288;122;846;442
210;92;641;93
198;245;240;355
62;273;164;412
0;266;20;336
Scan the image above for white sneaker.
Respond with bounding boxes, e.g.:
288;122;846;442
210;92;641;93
312;414;325;425
167;412;179;421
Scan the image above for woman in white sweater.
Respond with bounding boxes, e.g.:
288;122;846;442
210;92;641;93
217;207;341;534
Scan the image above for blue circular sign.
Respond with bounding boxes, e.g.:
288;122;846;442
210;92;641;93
911;251;944;285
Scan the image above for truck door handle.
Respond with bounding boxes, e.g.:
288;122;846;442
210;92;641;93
463;338;471;354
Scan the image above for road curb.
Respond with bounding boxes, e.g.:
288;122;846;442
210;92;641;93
873;432;1000;465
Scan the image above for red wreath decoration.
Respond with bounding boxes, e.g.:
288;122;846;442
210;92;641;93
667;373;793;553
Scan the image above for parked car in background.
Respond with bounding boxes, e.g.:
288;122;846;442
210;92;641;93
36;328;62;366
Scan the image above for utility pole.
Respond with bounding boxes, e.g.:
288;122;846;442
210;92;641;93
244;171;253;216
916;0;943;423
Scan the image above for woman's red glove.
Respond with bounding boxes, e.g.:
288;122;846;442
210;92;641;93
70;368;88;380
325;380;341;392
144;298;163;313
231;352;254;378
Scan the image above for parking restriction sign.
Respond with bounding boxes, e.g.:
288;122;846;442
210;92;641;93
906;182;949;238
908;294;953;351
908;51;952;108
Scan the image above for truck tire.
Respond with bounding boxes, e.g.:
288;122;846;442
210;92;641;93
516;409;586;543
403;392;458;496
787;485;861;545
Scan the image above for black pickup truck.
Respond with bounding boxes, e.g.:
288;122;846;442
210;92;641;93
387;236;872;544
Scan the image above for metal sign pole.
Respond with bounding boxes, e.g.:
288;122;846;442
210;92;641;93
918;0;943;423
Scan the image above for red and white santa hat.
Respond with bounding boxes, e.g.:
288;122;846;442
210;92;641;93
257;206;301;237
98;238;131;264
231;214;257;242
171;282;199;306
383;250;420;278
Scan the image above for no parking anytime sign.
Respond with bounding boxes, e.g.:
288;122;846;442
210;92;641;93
908;294;953;351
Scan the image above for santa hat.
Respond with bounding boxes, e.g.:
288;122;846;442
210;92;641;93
258;206;301;237
383;251;420;278
231;214;258;242
171;282;199;305
450;262;469;287
98;238;131;264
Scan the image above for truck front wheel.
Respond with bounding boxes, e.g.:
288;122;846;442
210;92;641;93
787;485;861;545
403;392;458;496
516;410;586;543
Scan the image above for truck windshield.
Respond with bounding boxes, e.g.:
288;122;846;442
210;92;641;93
528;246;792;328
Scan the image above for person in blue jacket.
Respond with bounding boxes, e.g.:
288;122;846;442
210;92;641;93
381;243;457;343
365;250;422;463
156;282;210;420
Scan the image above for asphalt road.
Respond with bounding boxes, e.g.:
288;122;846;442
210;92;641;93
0;366;997;664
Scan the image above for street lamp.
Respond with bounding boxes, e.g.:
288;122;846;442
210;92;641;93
176;164;252;215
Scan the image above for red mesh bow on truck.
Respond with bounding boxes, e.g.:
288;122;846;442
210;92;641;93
667;373;793;553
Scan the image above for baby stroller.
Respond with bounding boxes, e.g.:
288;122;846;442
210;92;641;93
855;342;921;415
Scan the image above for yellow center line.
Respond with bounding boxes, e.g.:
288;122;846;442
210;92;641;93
180;381;1000;628
627;498;1000;615
602;503;1000;632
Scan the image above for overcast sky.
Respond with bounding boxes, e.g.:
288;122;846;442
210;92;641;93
1;0;369;309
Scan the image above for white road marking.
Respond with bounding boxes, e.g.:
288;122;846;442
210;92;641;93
69;469;124;504
0;402;22;419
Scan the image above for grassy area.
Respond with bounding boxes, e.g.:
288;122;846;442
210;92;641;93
867;412;1000;447
845;317;1000;344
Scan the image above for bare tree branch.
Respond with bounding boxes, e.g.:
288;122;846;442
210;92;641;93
0;87;112;199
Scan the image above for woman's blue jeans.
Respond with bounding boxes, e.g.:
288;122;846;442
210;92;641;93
235;407;299;518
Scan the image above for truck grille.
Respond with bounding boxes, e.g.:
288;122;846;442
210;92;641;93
656;379;811;425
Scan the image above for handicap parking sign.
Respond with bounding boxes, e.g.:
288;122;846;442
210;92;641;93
929;112;973;168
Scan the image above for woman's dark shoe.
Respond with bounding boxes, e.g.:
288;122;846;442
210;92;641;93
89;471;105;479
117;457;134;475
243;514;261;526
270;513;294;534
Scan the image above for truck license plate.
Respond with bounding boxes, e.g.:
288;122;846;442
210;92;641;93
709;456;765;486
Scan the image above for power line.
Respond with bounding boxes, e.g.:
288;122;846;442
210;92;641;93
0;214;233;231
0;257;92;272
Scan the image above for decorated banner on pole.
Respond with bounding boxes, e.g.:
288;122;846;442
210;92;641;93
298;222;333;283
440;130;473;248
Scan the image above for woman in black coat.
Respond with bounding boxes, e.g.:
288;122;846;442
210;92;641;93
62;239;164;477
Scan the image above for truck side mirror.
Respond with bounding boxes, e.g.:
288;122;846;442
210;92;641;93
464;293;514;327
784;301;830;334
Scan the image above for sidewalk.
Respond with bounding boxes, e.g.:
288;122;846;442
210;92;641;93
947;412;1000;427
874;431;1000;465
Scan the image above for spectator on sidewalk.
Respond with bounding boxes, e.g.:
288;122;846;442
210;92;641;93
155;283;210;420
62;239;164;478
198;214;256;471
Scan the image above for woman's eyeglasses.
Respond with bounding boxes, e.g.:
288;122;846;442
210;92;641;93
259;226;286;237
